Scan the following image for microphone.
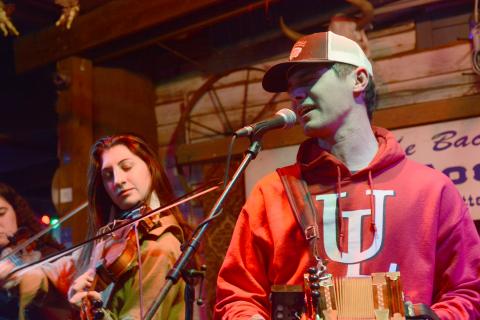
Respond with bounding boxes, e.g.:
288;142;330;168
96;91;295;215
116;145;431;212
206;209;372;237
234;108;297;137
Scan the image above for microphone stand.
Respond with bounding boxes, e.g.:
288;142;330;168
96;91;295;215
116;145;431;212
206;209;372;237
183;265;206;319
144;137;263;320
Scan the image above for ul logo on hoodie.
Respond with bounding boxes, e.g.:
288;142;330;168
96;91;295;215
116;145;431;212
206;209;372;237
316;189;395;276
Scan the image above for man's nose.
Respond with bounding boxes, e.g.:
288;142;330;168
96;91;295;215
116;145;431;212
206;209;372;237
290;87;308;103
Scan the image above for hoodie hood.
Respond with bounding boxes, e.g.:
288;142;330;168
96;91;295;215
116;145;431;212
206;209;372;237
295;126;407;246
297;126;406;185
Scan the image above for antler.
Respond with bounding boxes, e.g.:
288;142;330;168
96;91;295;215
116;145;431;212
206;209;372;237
279;0;374;41
55;0;80;30
279;16;304;41
345;0;374;30
0;1;19;36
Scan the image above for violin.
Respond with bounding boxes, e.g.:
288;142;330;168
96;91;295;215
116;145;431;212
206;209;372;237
0;227;41;271
80;207;160;320
0;228;76;320
0;228;38;319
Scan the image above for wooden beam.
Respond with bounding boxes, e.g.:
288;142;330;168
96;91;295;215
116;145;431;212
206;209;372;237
52;57;93;245
176;94;480;164
93;0;280;64
14;0;222;73
373;94;480;129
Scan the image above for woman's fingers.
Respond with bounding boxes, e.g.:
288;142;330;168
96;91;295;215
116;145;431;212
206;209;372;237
68;270;102;310
0;260;14;279
68;290;88;307
70;271;94;292
87;290;102;302
69;290;102;308
0;261;16;287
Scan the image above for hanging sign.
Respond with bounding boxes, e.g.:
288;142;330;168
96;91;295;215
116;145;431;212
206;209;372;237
393;116;480;220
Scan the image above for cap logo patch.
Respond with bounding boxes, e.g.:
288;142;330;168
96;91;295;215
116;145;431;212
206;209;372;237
290;40;306;60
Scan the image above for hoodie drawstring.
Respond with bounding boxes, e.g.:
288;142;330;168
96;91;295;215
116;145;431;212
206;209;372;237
336;166;344;253
368;171;377;235
336;167;377;253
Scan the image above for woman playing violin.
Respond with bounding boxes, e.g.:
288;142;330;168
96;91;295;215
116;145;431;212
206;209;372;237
0;182;63;320
0;134;190;320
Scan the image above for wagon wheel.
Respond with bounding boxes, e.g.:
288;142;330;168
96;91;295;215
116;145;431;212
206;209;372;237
169;67;289;192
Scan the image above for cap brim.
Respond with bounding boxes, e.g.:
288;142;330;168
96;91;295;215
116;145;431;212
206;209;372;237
262;62;296;93
262;61;334;93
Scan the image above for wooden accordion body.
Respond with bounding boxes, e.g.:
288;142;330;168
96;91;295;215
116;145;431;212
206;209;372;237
272;272;407;320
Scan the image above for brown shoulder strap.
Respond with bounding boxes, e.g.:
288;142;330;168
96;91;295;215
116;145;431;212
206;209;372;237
276;164;319;243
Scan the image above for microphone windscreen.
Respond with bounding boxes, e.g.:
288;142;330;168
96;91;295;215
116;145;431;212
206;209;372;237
276;108;297;128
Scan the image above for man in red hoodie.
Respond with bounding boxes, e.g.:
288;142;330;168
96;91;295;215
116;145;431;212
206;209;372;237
214;31;480;320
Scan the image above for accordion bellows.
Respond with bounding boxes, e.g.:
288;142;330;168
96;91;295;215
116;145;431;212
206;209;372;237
304;272;406;320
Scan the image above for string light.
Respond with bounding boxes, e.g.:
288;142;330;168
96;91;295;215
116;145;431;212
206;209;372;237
41;215;51;225
50;217;60;229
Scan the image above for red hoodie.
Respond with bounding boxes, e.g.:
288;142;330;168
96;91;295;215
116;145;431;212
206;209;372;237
214;127;480;320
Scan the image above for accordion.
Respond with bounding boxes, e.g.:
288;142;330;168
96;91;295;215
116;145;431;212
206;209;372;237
271;270;439;320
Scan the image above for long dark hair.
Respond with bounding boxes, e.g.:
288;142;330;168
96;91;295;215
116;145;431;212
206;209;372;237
0;182;63;255
86;133;191;239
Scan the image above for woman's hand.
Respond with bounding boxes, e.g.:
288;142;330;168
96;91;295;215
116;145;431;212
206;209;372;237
68;270;102;308
0;258;17;289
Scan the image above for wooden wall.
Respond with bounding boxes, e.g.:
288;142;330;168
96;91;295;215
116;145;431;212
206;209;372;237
155;20;480;162
93;67;158;147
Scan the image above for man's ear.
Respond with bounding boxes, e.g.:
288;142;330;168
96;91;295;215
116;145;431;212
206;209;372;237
353;67;369;93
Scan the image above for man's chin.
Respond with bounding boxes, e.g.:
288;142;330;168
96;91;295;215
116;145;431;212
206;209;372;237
302;123;332;139
302;125;322;138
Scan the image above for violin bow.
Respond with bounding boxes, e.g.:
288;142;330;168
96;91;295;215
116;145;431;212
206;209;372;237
4;180;221;276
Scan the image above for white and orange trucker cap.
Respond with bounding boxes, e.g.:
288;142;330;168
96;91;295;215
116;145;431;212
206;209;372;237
262;31;373;93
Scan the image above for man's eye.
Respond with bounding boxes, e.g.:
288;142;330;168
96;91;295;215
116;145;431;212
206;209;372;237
303;78;317;86
0;209;6;216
